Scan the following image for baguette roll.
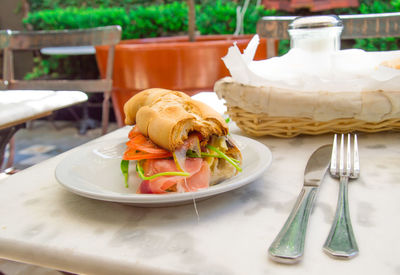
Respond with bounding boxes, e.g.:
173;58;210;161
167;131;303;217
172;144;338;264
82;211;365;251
124;88;229;151
381;57;400;69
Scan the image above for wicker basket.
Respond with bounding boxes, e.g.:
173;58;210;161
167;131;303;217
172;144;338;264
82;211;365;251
227;106;400;138
215;77;400;138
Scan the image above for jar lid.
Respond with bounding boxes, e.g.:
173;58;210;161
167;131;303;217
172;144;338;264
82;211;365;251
288;15;343;30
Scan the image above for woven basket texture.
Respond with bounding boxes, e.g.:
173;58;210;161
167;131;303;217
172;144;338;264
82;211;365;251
227;106;400;138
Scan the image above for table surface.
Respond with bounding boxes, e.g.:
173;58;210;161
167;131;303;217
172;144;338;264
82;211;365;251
0;93;399;275
0;90;88;130
40;46;96;56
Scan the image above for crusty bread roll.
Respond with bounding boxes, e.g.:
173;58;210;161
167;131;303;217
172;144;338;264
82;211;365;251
381;57;400;69
124;88;228;151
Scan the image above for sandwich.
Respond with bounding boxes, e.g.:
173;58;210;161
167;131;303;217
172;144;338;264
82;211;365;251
120;88;242;194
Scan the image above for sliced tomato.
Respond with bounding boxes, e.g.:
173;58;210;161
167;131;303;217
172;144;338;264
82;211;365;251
123;148;172;160
126;136;171;154
126;134;148;147
123;125;172;160
128;125;141;139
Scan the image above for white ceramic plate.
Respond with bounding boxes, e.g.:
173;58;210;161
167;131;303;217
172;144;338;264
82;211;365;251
55;134;272;207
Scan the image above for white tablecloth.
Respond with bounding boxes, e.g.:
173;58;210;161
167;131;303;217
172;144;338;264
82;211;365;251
0;90;88;128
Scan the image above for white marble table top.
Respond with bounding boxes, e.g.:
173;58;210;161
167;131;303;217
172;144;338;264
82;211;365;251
0;93;399;275
0;90;88;129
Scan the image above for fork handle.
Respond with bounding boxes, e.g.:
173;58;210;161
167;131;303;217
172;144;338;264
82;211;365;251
323;176;359;259
268;186;317;264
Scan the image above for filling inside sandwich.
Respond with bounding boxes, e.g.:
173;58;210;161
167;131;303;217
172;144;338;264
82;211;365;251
121;125;242;194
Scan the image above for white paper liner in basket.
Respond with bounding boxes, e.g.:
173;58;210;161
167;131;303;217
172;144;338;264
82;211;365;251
214;35;400;137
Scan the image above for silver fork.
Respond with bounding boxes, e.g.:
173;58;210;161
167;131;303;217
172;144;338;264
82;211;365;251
323;133;359;259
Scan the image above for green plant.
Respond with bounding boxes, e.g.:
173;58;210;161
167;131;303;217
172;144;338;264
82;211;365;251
27;0;181;12
24;1;273;80
197;1;277;35
392;0;400;9
25;0;400;80
196;1;237;34
24;7;131;36
24;4;191;39
24;56;60;80
23;54;98;81
24;1;276;38
352;0;400;51
124;2;188;38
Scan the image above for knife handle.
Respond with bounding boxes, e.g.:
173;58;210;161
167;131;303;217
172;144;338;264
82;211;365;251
268;187;317;264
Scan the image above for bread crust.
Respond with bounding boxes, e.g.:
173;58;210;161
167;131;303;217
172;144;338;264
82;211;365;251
124;88;228;151
381;57;400;69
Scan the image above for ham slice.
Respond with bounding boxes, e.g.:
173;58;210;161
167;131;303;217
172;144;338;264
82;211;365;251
138;158;210;194
179;161;210;192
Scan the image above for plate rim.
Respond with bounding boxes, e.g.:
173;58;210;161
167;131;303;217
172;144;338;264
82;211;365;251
55;134;272;205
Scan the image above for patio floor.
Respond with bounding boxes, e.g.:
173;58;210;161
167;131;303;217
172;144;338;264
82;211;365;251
0;259;65;275
7;120;119;171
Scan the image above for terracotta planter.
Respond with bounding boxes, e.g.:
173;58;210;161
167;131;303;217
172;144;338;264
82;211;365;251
96;34;269;125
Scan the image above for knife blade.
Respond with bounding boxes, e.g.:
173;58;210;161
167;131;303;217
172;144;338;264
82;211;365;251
268;144;332;264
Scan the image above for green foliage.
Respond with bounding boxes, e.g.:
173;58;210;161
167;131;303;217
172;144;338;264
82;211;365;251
358;0;396;13
353;37;400;51
24;4;189;39
24;7;131;38
25;0;400;53
22;0;400;80
197;2;277;34
125;2;188;38
27;0;180;12
196;1;237;34
278;40;290;56
23;54;98;81
392;0;400;9
24;56;59;80
350;0;400;51
24;1;275;80
24;1;277;39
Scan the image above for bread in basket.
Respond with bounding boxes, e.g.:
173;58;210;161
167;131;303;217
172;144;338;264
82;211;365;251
214;36;400;137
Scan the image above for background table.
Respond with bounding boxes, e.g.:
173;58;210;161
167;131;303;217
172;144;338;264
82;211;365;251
0;90;87;130
0;93;399;275
0;90;87;171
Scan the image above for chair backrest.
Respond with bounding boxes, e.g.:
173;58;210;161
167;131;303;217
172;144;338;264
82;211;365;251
0;30;11;90
0;25;122;134
0;25;121;91
256;12;400;58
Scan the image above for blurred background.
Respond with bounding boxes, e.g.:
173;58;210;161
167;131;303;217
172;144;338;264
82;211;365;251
1;0;399;171
2;0;399;123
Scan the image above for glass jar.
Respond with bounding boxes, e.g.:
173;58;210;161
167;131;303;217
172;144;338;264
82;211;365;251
288;15;343;52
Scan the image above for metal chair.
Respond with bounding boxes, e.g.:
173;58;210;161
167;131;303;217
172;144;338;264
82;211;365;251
0;25;122;134
256;12;400;58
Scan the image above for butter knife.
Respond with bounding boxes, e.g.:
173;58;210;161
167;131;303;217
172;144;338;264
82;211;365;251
268;144;332;264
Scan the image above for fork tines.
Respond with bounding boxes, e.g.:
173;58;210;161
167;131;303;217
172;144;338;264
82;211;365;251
330;133;359;178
